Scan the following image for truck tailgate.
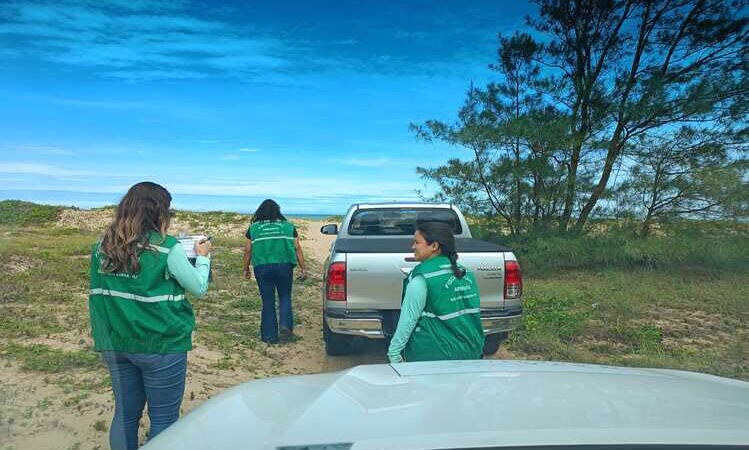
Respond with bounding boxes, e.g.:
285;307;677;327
458;252;505;310
347;253;414;310
346;251;506;311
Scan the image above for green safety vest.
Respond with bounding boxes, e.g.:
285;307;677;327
248;220;297;266
403;255;484;362
89;232;194;354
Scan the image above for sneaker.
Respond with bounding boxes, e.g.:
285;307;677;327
279;327;294;341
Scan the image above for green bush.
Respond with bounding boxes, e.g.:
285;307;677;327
0;200;64;226
471;220;749;275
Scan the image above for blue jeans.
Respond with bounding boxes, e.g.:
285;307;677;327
102;351;187;450
254;262;294;342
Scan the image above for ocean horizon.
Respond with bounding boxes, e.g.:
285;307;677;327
0;190;343;217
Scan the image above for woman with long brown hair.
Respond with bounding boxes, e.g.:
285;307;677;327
387;221;484;362
89;182;211;450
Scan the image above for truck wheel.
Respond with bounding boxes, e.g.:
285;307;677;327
483;333;507;355
323;320;355;356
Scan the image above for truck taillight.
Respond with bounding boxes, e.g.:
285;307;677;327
504;260;522;299
326;262;347;301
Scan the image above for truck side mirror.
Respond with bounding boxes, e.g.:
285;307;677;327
320;224;338;235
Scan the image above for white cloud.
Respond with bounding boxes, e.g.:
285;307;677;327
166;176;419;200
10;145;76;156
5;93;216;120
103;69;211;81
0;162;142;178
0;1;294;81
342;157;393;167
219;147;263;159
0;163;81;177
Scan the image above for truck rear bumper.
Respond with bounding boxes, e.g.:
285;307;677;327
325;308;522;339
325;310;386;339
481;308;523;334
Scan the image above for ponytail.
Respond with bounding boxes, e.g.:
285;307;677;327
446;251;465;278
416;221;465;278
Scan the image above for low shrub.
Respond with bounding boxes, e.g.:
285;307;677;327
0;200;64;226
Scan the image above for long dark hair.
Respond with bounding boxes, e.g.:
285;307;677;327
251;199;286;223
416;221;465;278
100;181;172;274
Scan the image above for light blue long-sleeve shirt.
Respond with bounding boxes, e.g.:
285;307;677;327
387;275;428;363
166;244;210;297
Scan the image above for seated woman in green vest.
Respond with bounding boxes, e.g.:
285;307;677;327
387;221;484;362
89;182;211;450
243;199;307;343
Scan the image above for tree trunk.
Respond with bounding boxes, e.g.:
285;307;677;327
574;136;624;231
560;145;580;232
513;142;522;235
640;216;653;237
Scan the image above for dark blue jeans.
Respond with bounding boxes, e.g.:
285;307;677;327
102;351;187;450
254;262;294;342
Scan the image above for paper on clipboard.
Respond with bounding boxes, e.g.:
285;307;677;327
177;235;207;259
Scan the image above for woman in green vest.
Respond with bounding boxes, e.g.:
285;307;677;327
243;199;307;343
89;182;211;450
387;221;484;362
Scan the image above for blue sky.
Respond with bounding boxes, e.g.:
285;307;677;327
0;0;536;214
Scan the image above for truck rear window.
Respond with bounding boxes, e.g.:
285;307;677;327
347;208;462;236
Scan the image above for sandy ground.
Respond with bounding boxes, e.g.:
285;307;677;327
1;219;513;450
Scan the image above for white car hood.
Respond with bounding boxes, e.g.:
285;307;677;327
144;360;749;450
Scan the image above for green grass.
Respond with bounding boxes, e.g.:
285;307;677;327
1;344;101;373
0;200;65;226
0;226;96;339
508;270;749;380
0;311;67;339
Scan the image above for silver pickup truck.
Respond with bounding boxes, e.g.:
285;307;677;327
319;203;523;356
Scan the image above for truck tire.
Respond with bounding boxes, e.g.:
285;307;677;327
323;320;355;356
483;332;507;355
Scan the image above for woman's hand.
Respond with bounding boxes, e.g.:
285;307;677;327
244;267;252;280
195;239;211;257
297;268;307;281
388;353;403;364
